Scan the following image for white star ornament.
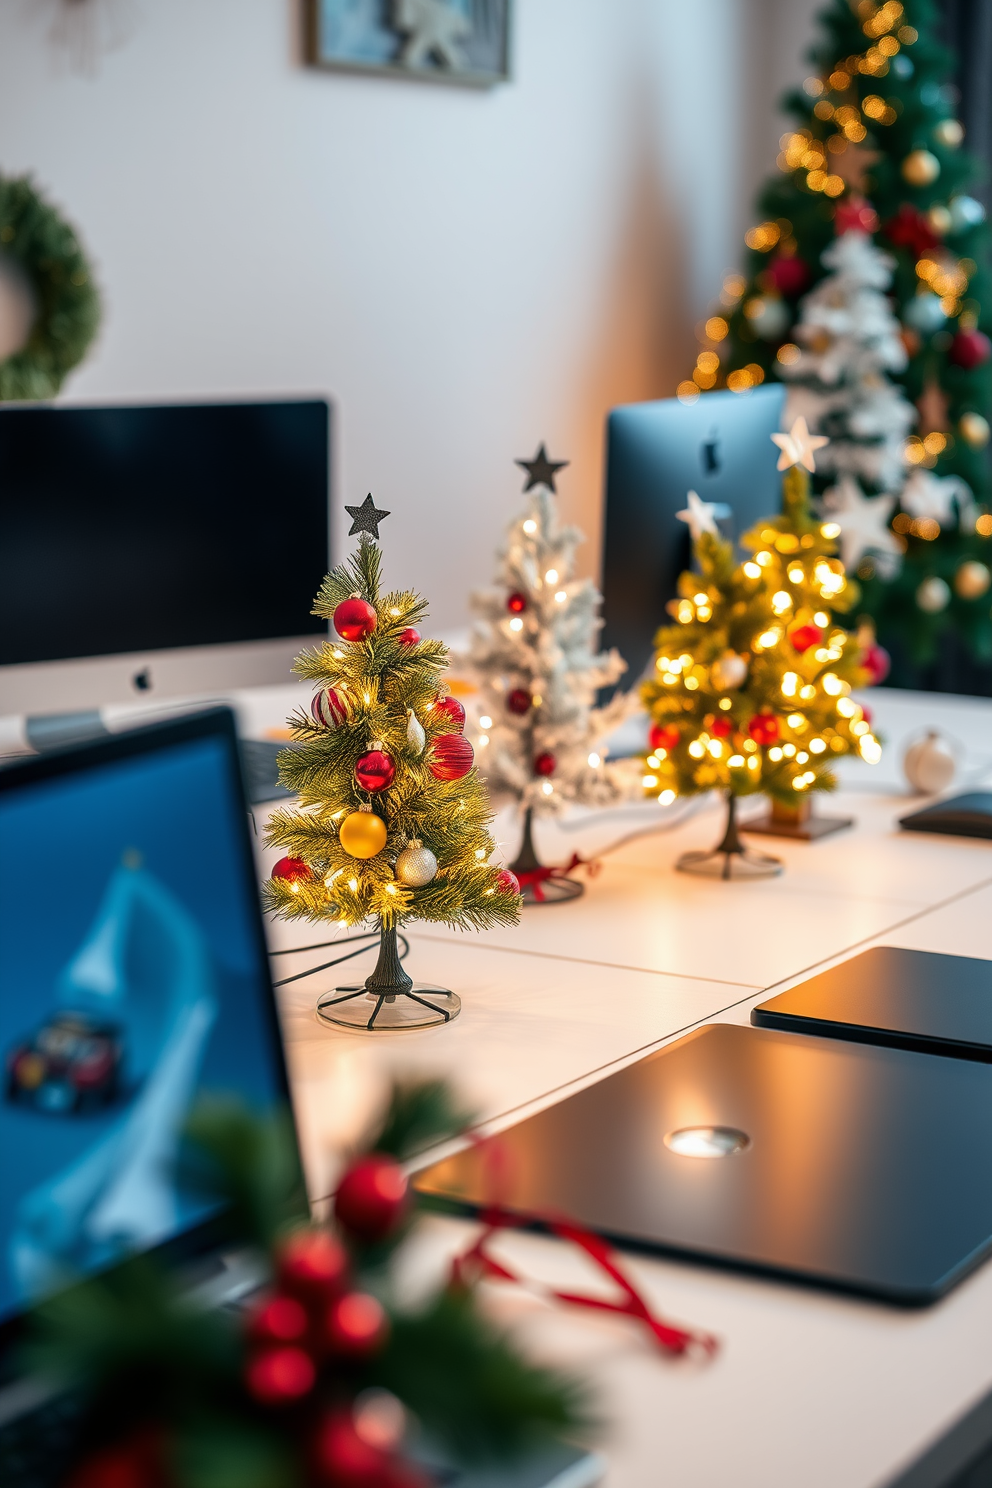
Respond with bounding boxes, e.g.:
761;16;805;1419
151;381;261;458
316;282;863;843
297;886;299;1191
821;475;902;570
771;416;830;473
676;489;728;541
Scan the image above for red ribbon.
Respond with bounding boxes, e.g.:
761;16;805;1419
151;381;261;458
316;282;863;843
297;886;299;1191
515;854;601;902
451;1204;718;1359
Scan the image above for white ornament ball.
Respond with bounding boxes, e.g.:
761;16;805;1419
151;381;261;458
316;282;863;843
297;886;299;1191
959;412;990;450
933;118;964;149
949;194;986;231
311;685;353;729
954;561;991;600
916;576;951;613
904;731;956;794
746;295;790;341
395;840;438;887
904;293;947;335
711;651;748;691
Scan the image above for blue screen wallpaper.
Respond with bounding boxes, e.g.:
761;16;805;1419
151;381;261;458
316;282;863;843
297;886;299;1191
0;736;284;1324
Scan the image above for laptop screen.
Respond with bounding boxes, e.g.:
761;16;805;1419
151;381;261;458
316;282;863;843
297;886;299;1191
0;714;291;1329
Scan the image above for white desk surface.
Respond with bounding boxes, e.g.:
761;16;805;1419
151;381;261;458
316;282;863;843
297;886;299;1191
249;684;992;1488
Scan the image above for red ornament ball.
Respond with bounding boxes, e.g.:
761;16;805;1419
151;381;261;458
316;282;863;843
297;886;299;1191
950;328;992;370
277;1228;349;1304
862;642;891;685
748;713;780;746
248;1294;309;1346
335;1154;409;1242
311;685;353;729
66;1434;166;1488
334;596;378;643
246;1345;316;1405
506;591;527;614
433;694;466;731
710;717;733;738
533;751;556;777
496;868;520;894
312;1410;426;1488
397;627;421;647
507;688;532;715
764;253;810;298
834;195;879;236
325;1291;389;1357
355;749;396;793
272;857;312;884
790;624;823;654
429;733;474;781
882;203;939;257
649;723;681;752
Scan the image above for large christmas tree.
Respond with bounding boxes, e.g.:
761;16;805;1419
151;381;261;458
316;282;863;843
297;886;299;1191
685;0;992;683
265;499;519;1029
641;421;879;877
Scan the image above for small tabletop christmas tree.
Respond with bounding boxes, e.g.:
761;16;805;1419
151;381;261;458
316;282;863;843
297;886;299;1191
641;418;880;878
265;498;520;1029
469;446;636;904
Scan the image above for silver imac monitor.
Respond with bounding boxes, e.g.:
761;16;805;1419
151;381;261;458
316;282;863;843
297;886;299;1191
0;399;330;718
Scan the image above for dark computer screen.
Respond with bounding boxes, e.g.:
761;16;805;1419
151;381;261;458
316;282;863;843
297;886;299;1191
0;719;290;1327
0;400;330;666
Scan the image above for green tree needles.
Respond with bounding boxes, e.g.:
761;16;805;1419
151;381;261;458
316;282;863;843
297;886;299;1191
265;536;520;936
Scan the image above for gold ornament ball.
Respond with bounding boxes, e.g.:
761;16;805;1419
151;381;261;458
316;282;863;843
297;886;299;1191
339;809;387;859
933;119;964;149
927;204;952;236
916;575;951;613
960;412;991;449
902;149;940;187
954;561;991;599
395;840;438;887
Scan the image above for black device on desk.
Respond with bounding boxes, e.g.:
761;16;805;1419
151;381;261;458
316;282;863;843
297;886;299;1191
414;1021;992;1305
900;792;992;839
600;384;786;687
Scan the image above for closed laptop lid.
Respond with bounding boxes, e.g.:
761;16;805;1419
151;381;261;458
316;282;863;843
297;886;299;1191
414;1022;992;1304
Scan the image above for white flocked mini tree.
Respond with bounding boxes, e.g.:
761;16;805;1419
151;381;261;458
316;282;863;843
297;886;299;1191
469;446;637;899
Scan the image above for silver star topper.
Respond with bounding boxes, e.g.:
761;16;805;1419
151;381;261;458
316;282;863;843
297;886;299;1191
771;416;830;473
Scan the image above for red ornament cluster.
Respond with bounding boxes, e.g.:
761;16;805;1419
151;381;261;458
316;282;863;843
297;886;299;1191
335;1154;410;1241
272;856;312;883
429;734;474;781
355;749;396;793
334;596;378;643
882;203;940;258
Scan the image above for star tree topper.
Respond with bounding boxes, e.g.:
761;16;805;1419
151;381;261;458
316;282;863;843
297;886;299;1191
516;444;569;493
771;416;829;473
345;493;390;539
676;489;727;540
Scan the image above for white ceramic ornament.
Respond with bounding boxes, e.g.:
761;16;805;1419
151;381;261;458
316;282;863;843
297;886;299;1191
311;685;353;729
904;731;956;794
406;708;426;755
395;840;438;887
711;651;748;691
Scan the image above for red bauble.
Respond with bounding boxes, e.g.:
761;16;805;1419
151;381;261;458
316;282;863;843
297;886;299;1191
649;723;680;752
272;857;312;883
277;1228;349;1303
496;868;520;894
246;1345;316;1405
748;713;780;745
790;624;823;654
882;203;940;258
862;642;891;685
428;734;474;781
710;717;733;738
950;328;992;370
313;1411;428;1488
311;686;353;729
248;1294;309;1345
334;596;378;643
533;751;556;776
506;591;527;614
433;694;466;731
764;253;810;298
335;1154;409;1241
834;195;879;236
355;749;396;792
507;688;532;715
397;627;421;647
325;1291;389;1356
66;1434;166;1488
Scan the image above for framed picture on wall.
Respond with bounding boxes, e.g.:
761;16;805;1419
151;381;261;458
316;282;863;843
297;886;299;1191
307;0;511;87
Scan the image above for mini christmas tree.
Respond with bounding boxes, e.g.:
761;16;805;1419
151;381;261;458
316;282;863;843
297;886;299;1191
640;419;880;878
265;498;520;1029
684;0;992;682
469;447;636;903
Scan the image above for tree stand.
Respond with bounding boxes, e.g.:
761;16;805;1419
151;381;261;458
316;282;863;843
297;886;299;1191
741;795;853;842
509;806;585;906
677;792;782;880
316;922;460;1032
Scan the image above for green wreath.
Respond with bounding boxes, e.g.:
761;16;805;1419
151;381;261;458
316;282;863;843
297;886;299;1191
0;172;100;401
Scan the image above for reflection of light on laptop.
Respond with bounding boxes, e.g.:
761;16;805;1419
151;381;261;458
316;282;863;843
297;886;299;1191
664;1126;749;1159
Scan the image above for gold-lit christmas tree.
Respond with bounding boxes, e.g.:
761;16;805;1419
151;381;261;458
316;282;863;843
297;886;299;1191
641;419;881;878
265;499;520;1029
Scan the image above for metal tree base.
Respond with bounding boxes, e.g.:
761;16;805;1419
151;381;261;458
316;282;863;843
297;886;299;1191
509;805;586;907
315;923;460;1032
677;792;782;880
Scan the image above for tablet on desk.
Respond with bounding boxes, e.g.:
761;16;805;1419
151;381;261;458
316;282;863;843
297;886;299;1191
414;1022;992;1305
752;946;992;1062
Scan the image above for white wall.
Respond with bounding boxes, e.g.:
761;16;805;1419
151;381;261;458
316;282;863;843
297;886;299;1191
0;0;819;633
